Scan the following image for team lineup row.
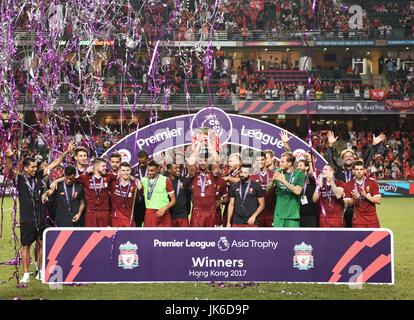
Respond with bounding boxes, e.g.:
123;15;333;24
2;132;382;282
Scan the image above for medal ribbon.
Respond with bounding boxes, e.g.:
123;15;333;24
239;180;252;207
118;179;131;208
354;176;366;202
147;175;160;200
258;170;269;187
176;178;180;198
92;175;103;200
345;169;352;182
199;173;207;195
63;182;75;212
24;176;35;200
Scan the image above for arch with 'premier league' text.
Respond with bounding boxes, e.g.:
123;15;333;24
103;108;327;170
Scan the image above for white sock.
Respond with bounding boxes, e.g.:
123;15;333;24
20;272;30;283
35;262;39;271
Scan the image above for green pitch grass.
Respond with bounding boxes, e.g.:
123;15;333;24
0;197;413;300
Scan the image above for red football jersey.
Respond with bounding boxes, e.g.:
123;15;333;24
165;178;174;194
109;179;137;221
251;170;275;216
76;172;115;213
191;172;225;212
319;180;345;218
344;177;381;226
211;174;229;200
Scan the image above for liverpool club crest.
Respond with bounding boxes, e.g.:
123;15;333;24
293;242;314;270
118;241;139;270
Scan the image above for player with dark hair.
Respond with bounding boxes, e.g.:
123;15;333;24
42;165;85;228
251;151;275;227
343;160;381;228
187;139;225;227
109;152;122;175
209;162;229;227
296;159;319;227
167;163;191;227
110;162;138;227
73;147;88;177
264;149;276;171
4;141;75;283
137;160;176;227
227;164;265;227
136;150;149;178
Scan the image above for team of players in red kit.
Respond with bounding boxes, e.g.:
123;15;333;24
4;137;383;232
3;131;383;283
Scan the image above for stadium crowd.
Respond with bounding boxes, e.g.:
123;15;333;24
13;0;414;40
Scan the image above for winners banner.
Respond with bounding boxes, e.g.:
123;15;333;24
43;228;394;284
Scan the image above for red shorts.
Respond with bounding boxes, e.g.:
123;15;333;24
171;217;190;227
85;211;111;227
232;224;258;228
190;210;215;227
319;216;344;228
144;209;172;227
111;217;136;227
257;214;274;227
